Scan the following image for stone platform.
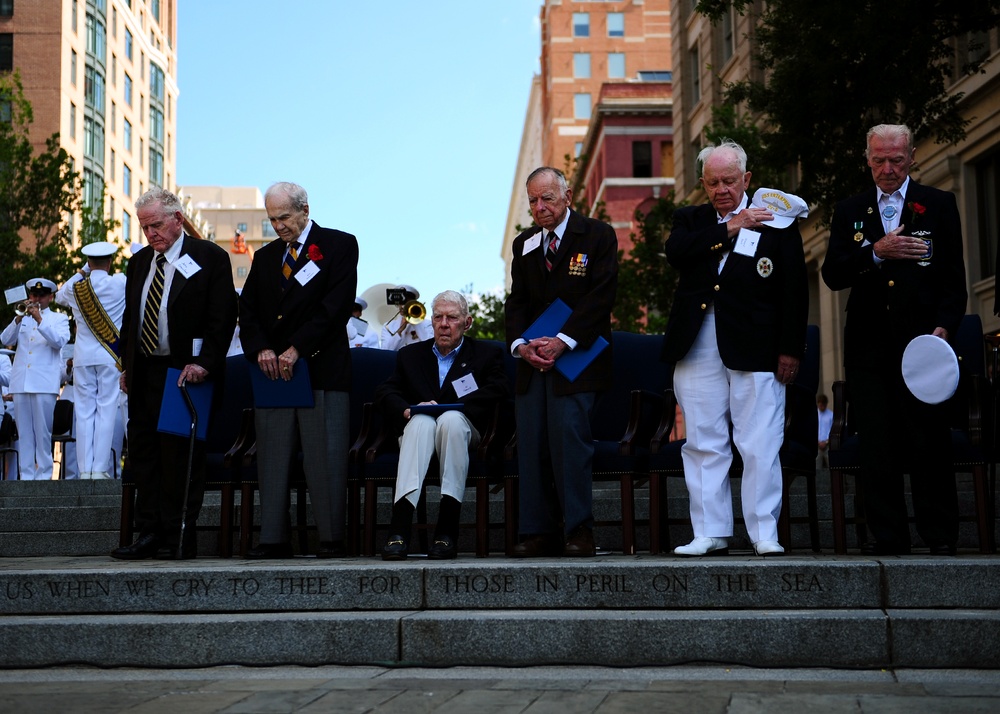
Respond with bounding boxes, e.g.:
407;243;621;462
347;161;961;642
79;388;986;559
1;555;998;669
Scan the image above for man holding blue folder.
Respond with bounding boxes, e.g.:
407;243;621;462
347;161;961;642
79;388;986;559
505;167;618;558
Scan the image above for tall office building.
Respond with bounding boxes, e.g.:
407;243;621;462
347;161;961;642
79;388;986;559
1;0;178;249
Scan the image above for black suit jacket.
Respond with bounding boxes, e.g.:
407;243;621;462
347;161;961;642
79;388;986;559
661;202;808;370
504;209;618;395
239;222;359;392
822;181;967;368
375;336;509;438
120;234;237;387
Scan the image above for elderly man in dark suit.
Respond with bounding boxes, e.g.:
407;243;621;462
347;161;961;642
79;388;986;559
111;187;237;560
376;290;508;560
504;166;618;558
823;124;967;556
662;140;808;558
239;182;359;558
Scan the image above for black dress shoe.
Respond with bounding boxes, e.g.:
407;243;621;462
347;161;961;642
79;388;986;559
512;533;564;558
859;541;911;556
245;542;294;559
427;535;457;560
110;533;162;560
381;535;409;561
563;526;596;557
315;541;346;558
928;543;957;556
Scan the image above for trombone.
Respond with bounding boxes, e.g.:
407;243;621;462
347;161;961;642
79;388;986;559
391;299;426;335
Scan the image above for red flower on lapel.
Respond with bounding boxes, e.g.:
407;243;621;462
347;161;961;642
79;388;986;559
908;202;926;225
307;244;324;262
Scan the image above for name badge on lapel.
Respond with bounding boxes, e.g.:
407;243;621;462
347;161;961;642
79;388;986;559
452;373;479;398
174;254;202;279
523;234;542;255
568;253;589;277
734;228;760;257
295;260;320;286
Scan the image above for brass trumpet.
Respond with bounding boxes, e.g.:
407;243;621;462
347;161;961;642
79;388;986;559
402;299;426;325
14;301;30;317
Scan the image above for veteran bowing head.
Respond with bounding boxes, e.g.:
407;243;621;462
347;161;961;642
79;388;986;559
264;182;310;245
699;140;775;232
865;123;915;195
431;291;473;356
526;167;571;231
136;188;184;253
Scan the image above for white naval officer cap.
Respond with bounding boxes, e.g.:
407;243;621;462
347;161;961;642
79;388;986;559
81;241;118;258
354;297;369;310
25;278;58;294
901;335;960;404
397;285;419;299
751;188;809;229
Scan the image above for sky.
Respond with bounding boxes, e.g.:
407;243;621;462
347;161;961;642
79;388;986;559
176;1;543;315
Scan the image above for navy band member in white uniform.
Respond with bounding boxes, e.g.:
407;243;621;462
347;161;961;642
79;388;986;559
0;279;71;480
347;297;379;349
55;241;127;479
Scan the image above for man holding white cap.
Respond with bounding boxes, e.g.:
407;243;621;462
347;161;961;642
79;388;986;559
380;285;432;351
661;139;809;557
822;123;967;556
55;241;127;479
347;296;379;348
1;278;71;480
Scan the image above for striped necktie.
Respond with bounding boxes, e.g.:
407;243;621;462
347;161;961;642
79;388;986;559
140;254;166;355
281;241;300;288
544;232;558;271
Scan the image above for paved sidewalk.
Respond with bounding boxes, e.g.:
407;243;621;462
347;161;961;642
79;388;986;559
0;665;998;713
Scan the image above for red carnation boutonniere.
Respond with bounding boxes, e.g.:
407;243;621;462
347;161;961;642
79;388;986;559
908;201;926;225
307;244;324;262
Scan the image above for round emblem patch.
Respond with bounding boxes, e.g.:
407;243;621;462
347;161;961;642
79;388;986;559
757;257;773;278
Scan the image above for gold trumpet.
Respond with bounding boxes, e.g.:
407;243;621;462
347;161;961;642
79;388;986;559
14;301;30;317
402;299;426;325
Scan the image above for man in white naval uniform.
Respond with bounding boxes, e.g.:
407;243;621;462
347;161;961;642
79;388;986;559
0;278;71;480
55;242;127;479
380;285;432;351
0;348;15;479
347;297;380;349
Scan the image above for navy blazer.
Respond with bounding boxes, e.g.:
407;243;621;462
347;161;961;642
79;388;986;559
822;181;967;368
504;209;618;395
375;336;509;439
239;222;359;392
661;202;808;371
120;234;237;388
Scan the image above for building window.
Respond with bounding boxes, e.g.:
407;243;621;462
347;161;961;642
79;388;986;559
976;153;1000;280
70;102;77;139
139;137;143;167
86;12;106;63
149;148;162;186
85;65;105;114
122;211;130;242
0;1;12;18
122;164;131;197
632;141;653;178
608;52;625;79
638;70;672;81
150;106;163;143
110;101;116;133
111;7;117;37
607;12;624;38
111;54;116;85
573;13;589;38
124;72;132;105
237;222;248;234
124;28;133;61
72;0;78;32
689;45;701;103
573;93;591;121
573;53;591;79
721;8;735;63
71;50;78;86
123;118;132;152
150;62;164;102
140;51;144;79
83;116;105;161
150;0;160;25
236;266;249;279
574;142;584;158
0;34;10;73
262;219;278;238
110;149;115;180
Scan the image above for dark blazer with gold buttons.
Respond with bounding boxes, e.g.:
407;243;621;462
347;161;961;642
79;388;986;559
660;201;808;372
821;181;967;370
239;222;359;392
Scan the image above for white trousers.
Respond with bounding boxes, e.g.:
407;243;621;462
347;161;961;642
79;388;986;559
673;313;785;543
12;393;57;481
394;411;480;507
73;364;123;477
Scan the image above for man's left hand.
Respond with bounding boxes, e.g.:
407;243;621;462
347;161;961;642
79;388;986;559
278;346;299;382
179;363;209;385
776;354;800;385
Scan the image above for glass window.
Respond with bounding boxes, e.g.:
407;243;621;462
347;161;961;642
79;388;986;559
150;106;163;143
149;62;164;102
110;149;115;180
72;0;78;32
123;118;132;152
150;0;160;24
237;266;249;279
607;12;624;38
86;13;106;63
632;141;653;178
122;164;131;197
0;1;12;18
124;72;132;105
149;148;163;187
110;101;116;133
124;28;132;61
574;93;591;121
976;153;1000;280
573;13;589;38
70;102;77;139
85;65;105;114
262;219;278;238
122;211;131;242
139;137;143;167
237;222;248;234
111;7;117;37
83;116;105;161
573;53;591;79
608;52;625;79
0;33;10;72
111;54;116;85
71;50;78;86
574;142;584;158
721;8;734;63
689;45;701;103
637;70;672;81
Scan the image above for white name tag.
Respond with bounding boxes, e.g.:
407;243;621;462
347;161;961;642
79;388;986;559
295;259;320;286
734;228;761;257
452;373;479;398
523;234;542;255
174;254;202;279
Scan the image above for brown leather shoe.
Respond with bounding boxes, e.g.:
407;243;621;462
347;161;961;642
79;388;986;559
563;526;596;557
512;533;564;558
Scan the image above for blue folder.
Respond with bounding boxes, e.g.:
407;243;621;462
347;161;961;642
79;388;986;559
409;403;465;417
157;368;213;440
248;359;315;408
521;298;609;383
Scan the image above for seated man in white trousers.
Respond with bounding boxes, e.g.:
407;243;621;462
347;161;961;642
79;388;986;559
374;290;508;560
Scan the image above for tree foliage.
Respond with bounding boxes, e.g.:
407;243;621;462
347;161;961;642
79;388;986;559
0;71;79;292
464;286;508;342
695;0;1000;220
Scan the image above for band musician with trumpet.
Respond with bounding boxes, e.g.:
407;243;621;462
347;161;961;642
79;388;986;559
1;278;71;480
379;284;431;351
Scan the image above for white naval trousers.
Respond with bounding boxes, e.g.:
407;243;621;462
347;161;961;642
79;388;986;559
672;312;785;543
73;364;122;477
394;411;480;507
12;393;57;480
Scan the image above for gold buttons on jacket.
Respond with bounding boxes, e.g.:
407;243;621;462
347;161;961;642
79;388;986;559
714;285;720;292
700;303;707;310
888;280;895;287
277;314;283;320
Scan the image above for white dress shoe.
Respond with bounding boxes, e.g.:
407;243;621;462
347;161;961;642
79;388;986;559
753;540;785;556
673;537;729;557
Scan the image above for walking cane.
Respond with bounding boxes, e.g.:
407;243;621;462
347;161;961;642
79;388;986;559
177;379;198;559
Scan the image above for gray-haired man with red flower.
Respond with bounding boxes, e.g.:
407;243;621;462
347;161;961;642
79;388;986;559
239;182;359;558
822;124;967;556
